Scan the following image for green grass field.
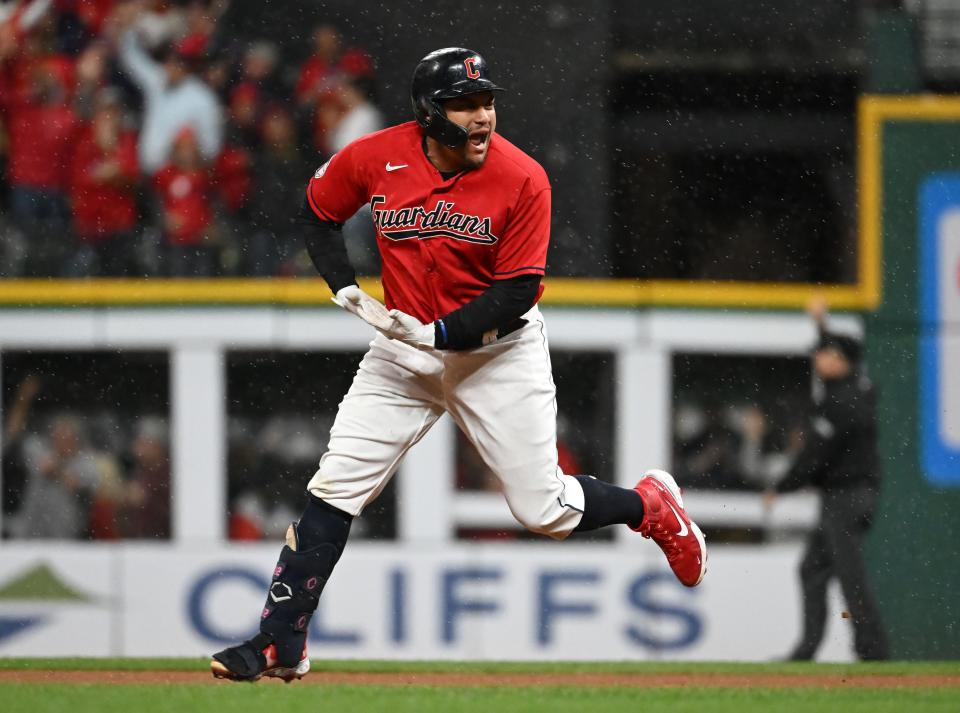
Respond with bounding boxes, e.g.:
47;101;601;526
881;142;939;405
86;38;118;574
1;659;958;713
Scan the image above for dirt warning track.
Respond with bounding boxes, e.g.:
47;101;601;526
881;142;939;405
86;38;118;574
1;670;958;688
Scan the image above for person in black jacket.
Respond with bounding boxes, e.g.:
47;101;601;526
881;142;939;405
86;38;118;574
766;304;889;661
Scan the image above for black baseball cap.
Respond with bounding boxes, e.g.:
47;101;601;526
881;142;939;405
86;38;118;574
815;331;862;364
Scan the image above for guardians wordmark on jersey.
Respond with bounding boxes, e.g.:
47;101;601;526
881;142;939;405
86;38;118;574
306;121;550;324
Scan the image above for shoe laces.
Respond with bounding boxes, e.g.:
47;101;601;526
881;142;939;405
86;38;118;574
638;490;681;559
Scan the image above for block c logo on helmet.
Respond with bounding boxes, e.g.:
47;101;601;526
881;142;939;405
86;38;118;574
464;57;480;79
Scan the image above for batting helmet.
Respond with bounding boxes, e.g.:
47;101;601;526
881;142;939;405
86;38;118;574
411;47;505;148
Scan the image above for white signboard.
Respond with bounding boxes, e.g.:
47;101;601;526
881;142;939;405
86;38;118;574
0;543;854;662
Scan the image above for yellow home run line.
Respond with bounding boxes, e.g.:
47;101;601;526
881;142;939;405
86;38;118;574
0;278;870;309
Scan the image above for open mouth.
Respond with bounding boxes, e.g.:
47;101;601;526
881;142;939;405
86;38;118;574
468;130;489;149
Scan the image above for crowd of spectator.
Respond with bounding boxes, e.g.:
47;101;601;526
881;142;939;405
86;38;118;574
672;400;806;491
0;0;382;278
1;373;170;539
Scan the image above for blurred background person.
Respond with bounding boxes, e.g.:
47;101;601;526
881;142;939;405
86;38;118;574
115;4;222;178
153;126;216;276
226;40;280;151
119;416;170;539
673;400;743;490
317;76;383;276
12;413;102;538
246;105;310;276
765;299;889;661
736;404;804;490
294;22;374;155
1;373;42;537
323;77;383;155
2;16;78;275
68;87;140;276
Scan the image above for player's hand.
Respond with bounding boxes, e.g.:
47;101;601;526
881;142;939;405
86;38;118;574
332;285;393;331
806;295;828;326
381;309;435;350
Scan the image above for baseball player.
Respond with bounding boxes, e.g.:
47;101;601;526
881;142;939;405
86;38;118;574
211;48;707;682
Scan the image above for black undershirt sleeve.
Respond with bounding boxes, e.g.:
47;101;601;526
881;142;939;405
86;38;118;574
435;274;541;350
297;198;357;294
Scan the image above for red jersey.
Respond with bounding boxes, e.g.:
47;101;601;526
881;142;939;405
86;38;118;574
70;128;139;239
213;145;252;214
306;121;550;323
294;57;334;103
7;102;78;189
154;166;212;246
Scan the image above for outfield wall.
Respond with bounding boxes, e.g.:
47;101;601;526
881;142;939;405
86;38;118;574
0;307;863;661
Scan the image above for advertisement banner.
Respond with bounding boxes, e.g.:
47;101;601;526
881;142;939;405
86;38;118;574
919;175;960;485
0;542;854;661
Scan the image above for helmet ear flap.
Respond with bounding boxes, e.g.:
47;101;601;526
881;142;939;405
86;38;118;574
427;98;446;128
415;96;468;148
415;96;435;127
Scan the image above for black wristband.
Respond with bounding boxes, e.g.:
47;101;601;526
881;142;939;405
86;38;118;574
434;319;449;349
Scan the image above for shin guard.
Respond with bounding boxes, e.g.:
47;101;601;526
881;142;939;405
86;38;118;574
258;533;341;667
258;497;352;667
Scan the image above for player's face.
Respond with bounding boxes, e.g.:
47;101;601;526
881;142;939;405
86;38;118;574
443;91;496;169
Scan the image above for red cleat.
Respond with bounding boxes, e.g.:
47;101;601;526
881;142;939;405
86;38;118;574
633;469;707;587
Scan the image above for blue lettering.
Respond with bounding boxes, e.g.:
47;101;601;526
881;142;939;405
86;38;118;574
187;567;361;646
537;571;600;645
188;568;265;644
389;569;406;644
625;572;702;650
441;568;501;643
309;606;362;645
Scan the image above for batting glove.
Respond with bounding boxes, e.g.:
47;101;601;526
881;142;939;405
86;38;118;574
381;309;435;349
332;285;393;331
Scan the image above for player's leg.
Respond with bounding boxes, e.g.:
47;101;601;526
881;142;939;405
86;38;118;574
788;528;832;660
444;309;706;585
442;315;584;538
211;335;444;681
820;490;889;660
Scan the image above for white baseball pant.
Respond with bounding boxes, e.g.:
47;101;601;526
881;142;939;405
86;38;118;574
306;305;586;538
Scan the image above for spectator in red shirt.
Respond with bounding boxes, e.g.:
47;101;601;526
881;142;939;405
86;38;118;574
153;127;217;276
294;24;340;107
6;62;78;274
294;24;375;154
68;89;140;276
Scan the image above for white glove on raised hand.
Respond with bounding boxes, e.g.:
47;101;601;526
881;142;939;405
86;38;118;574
381;309;435;349
332;285;393;331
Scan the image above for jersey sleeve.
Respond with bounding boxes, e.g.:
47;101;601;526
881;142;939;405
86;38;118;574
305;142;369;225
493;180;550;279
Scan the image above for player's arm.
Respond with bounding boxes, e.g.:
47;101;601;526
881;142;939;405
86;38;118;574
433;275;540;349
300;153;395;331
297;197;356;294
433;178;549;348
775;405;846;493
298;198;392;330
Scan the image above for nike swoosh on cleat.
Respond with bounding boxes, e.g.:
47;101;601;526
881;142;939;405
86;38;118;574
386;163;408;172
666;501;689;537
